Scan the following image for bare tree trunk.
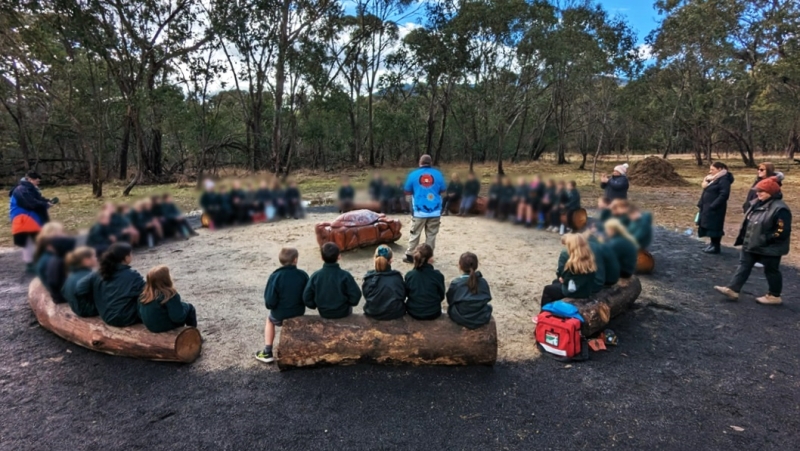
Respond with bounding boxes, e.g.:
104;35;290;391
272;0;290;174
119;112;131;180
424;81;438;157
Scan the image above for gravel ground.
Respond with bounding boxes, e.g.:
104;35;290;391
1;220;799;450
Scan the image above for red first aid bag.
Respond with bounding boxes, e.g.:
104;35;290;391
534;312;587;361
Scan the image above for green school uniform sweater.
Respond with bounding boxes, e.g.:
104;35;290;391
404;263;446;320
77;264;145;327
447;181;463;197
264;265;309;321
362;267;406;320
628;212;653;249
588;235;620;286
338;186;355;202
303;262;361;319
607;235;638;276
35;251;54;283
138;293;192;333
464;180;481;197
86;224;113;248
560;270;595;299
62;267;98;317
446;272;493;329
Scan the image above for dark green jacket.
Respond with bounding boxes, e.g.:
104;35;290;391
500;185;516;202
87;224;113;248
380;184;395;201
138;293;191;333
607;235;638;276
628;212;653;250
735;195;792;256
77;264;145;327
161;202;182;219
303;263;361;319
264;265;309;321
446;181;463;197
464;180;480;197
560;270;595;299
405;264;446;320
446;272;493;329
62;267;97;317
585;240;606;293
109;213;130;236
566;189;581;211
488;183;502;200
126;210;144;231
515;184;529;200
338;186;355;202
362;267;406;320
598;208;612;227
589;236;620;286
35;251;54;284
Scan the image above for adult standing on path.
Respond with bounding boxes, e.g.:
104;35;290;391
9;171;57;272
742;162;784;213
714;177;791;305
600;164;629;200
697;162;734;254
403;155;446;264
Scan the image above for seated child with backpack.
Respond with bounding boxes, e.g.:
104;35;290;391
303;243;361;319
404;244;446;320
62;246;99;317
256;247;309;363
446;252;493;329
540;233;597;307
138;265;198;333
362;245;406;321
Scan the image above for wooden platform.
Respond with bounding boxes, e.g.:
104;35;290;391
28;278;202;363
277;314;497;370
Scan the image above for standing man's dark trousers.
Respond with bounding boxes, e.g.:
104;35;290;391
728;251;783;296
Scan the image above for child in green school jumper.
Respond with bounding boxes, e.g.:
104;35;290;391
405;244;446;320
303;243;362;319
256;247;309;363
138;265;198;333
446;252;493;329
362;245;406;320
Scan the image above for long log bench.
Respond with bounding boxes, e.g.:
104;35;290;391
28;278;202;363
563;276;642;336
276;314;497;370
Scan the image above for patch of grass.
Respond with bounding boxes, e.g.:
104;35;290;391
3;157;796;266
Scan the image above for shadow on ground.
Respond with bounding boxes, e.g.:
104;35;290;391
1;227;799;450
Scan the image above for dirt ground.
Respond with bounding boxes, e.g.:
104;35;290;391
2;208;800;450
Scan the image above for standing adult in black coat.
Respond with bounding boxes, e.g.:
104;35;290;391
600;164;629;200
697;162;734;254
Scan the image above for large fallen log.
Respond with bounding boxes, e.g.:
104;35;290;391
564;276;642;336
277;314;497;370
28;278;202;363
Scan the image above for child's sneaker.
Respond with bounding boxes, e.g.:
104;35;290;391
255;348;274;363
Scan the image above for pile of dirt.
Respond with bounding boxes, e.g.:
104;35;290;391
627;157;690;187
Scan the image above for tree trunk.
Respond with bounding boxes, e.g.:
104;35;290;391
564;276;642;337
28;279;201;363
272;0;290;173
277;315;497;370
424;81;439;157
119;113;131;180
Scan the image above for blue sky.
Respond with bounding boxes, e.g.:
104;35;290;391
599;0;662;44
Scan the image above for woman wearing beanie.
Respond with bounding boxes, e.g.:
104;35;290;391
696;162;734;254
715;176;791;305
600;164;629;200
742;162;784;213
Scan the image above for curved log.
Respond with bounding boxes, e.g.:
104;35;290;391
277;315;497;370
564;276;642;336
28;278;202;363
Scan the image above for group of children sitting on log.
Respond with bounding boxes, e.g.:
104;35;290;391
338;172;411;214
199;178;304;229
86;194;197;255
34;223;197;333
540;197;652;307
255;242;492;363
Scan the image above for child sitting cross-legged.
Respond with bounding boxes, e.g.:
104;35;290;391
138;265;198;333
446;252;493;329
404;244;446;320
362;245;406;321
303;243;362;319
255;247;309;364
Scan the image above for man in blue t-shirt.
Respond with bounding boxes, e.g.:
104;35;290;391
402;154;447;263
